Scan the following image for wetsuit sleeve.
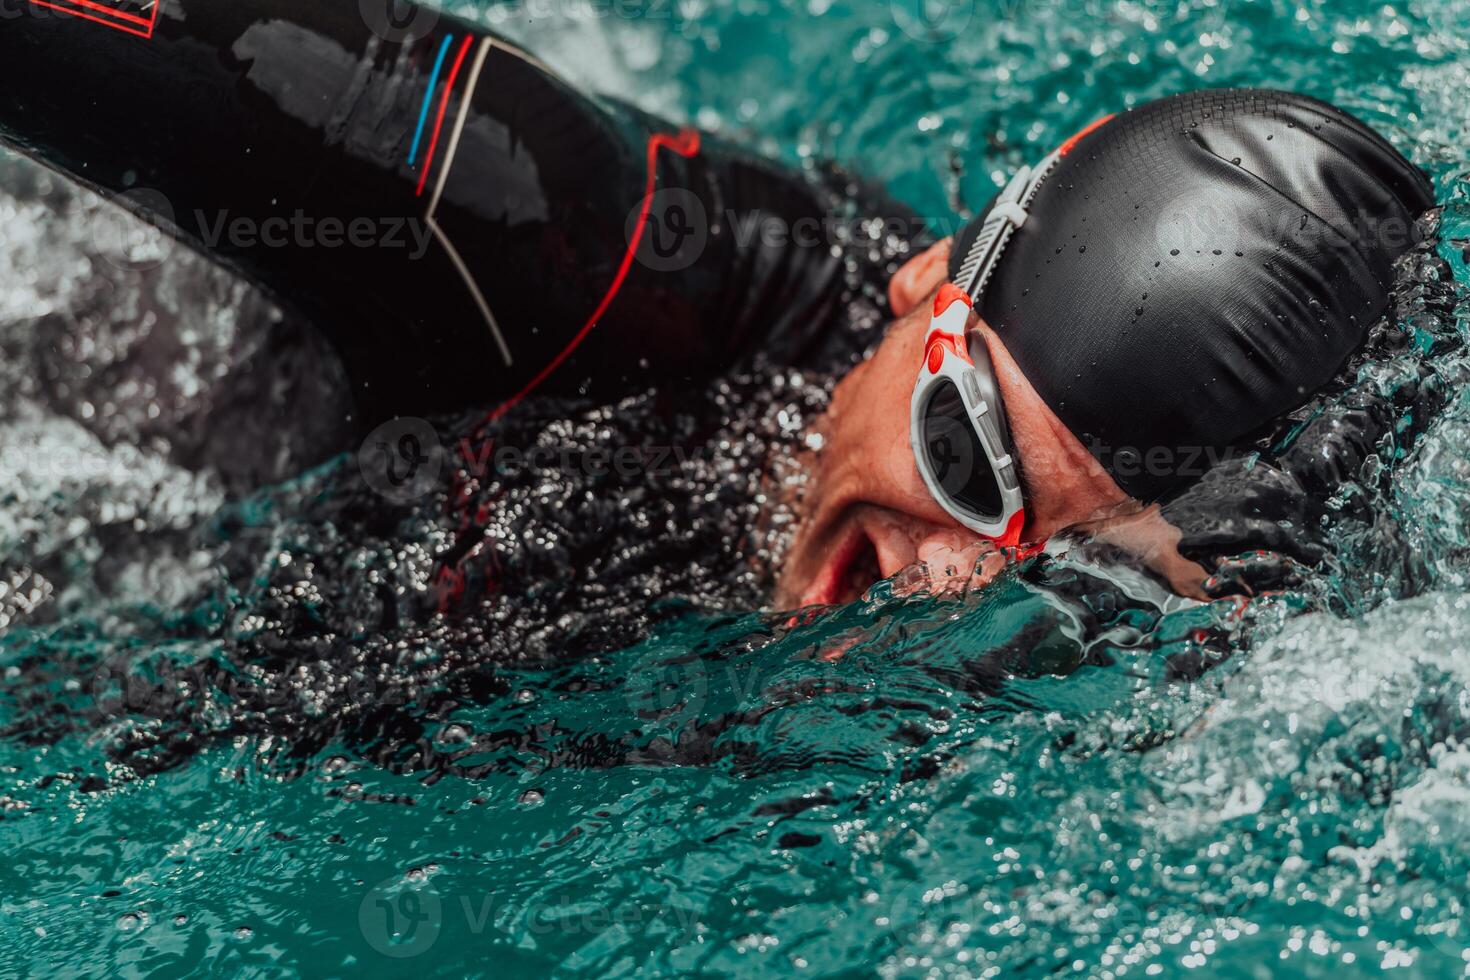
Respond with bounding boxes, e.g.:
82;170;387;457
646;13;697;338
0;0;853;422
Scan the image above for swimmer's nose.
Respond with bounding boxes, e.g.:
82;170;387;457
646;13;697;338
888;239;952;317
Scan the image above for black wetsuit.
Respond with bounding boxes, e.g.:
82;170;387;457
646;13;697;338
0;0;900;422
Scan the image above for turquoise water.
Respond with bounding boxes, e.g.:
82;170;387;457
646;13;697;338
5;0;1470;976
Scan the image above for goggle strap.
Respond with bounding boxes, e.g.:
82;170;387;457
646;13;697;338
953;169;1028;297
953;147;1065;299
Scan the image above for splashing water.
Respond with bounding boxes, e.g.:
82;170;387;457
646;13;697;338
4;0;1470;976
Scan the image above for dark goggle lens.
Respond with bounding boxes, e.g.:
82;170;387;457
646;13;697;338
922;379;1003;519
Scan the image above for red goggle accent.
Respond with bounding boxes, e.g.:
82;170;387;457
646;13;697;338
932;283;971;316
924;333;969;373
922;284;974;374
1058;113;1115;157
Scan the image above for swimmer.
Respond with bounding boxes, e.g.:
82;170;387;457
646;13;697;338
0;7;1434;611
776;90;1433;608
0;0;912;423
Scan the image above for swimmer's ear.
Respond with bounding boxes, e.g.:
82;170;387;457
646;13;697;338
888;238;952;318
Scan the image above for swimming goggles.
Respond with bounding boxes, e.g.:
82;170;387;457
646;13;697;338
908;145;1063;546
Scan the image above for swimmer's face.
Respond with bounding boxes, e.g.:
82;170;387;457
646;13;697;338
775;240;1136;608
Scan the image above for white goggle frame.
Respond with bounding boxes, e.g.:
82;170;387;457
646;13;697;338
909;146;1062;543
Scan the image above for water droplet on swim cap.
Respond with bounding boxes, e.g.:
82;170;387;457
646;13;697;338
948;88;1432;500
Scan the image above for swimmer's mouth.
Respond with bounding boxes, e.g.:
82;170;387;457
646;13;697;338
800;523;882;608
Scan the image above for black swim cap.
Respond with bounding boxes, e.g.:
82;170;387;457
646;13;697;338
949;88;1434;500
